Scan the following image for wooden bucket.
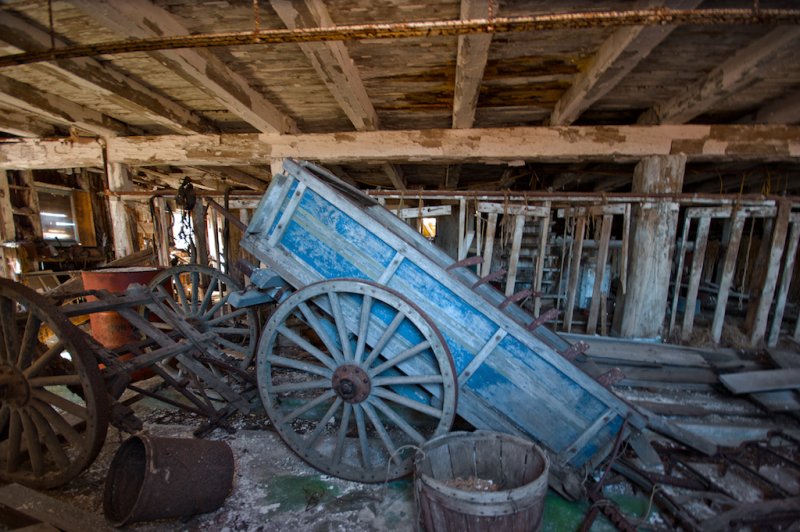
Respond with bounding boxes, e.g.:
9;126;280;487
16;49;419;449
415;431;549;532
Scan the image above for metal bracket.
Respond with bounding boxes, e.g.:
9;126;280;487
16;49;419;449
527;307;560;331
560;341;589;361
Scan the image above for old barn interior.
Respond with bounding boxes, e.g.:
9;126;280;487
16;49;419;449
0;0;799;530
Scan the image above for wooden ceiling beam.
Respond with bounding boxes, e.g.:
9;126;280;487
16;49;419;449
751;88;800;125
639;26;800;125
0;108;56;138
1;125;797;169
69;0;297;134
550;0;702;126
0;74;130;137
0;10;213;135
194;166;267;191
452;0;492;130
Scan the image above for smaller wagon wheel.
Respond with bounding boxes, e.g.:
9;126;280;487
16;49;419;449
0;279;108;489
147;264;259;368
258;279;457;482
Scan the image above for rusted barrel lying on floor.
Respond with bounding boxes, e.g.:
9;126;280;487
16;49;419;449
415;431;549;532
103;435;234;527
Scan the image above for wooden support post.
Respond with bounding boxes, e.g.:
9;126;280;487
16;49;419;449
620;203;631;295
533;206;551;316
767;215;800;347
0;169;15;279
504;214;526;297
587;214;613;335
211;205;222;270
457;198;468;260
711;211;745;344
481;212;498;277
107;163;134;259
563;216;586;333
619;155;685;338
155;196;171;267
749;200;791;346
192;200;209;267
680;216;711;340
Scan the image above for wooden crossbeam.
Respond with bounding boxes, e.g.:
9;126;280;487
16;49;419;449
69;0;297;134
0;9;213;135
0;125;798;169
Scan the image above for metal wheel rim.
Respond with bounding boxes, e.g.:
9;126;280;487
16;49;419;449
257;278;457;482
0;279;108;489
147;264;259;369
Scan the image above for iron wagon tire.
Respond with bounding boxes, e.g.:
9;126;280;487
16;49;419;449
257;278;457;482
0;278;108;489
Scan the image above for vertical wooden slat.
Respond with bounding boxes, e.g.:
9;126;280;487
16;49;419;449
586;214;613;335
155;196;170;267
210;204;222;270
620;203;631;295
767;216;800;346
749;200;791;345
481;212;498;277
457;198;467;260
563;216;586;332
711;211;745;344
20;170;42;238
192;200;209;267
681;216;711;340
504;214;526;296
0;170;14;279
533;207;551;316
669;214;691;337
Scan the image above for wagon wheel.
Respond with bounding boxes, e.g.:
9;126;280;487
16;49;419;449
0;279;108;489
258;279;457;482
147;264;259;368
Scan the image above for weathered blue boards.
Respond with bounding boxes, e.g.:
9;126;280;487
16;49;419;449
242;159;648;496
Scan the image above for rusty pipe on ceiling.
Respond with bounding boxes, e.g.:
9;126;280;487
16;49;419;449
0;8;798;68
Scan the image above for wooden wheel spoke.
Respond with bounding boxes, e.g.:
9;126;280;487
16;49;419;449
275;326;338;372
198;276;219;315
332;403;352;466
353;294;373;364
277;389;336;424
361;401;397;457
190;271;200;314
328;292;354;362
30;400;84;449
369;396;425;445
204;291;231;319
206;307;248;326
373;375;443;387
270;379;330;393
23;341;65;378
210;326;251;336
353;404;370;469
372;387;442;419
31;389;89;421
28;407;70;469
19;411;45;477
369;341;431;377
155;284;182;316
5;411;22;473
0;299;19;363
305;397;342;446
362;311;405;369
16;313;42;368
297;302;344;365
28;374;83;387
173;273;190;312
216;336;248;352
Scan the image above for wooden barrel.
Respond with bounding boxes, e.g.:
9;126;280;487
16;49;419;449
415;431;549;532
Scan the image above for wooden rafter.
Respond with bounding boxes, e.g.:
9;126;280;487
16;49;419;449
0;10;213;136
452;0;492;130
550;0;702;126
0;125;796;169
194;166;267;191
69;0;297;134
0;74;129;137
750;89;800;125
0;108;56;138
640;26;800;124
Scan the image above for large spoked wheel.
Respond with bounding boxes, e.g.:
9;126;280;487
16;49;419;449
257;279;457;482
0;279;108;489
147;264;259;368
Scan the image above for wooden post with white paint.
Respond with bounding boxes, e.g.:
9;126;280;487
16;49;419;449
711;210;745;344
680;215;711;340
563;216;586;333
107;162;135;260
587;214;613;335
767;214;800;347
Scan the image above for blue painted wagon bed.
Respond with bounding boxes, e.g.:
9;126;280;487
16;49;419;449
241;159;699;497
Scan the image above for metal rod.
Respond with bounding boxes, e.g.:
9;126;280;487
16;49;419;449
206;198;248;232
0;9;797;68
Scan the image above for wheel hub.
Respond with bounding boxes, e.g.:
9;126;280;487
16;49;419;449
0;364;30;407
331;365;370;403
185;315;208;332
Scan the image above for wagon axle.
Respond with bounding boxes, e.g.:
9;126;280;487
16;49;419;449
331;365;370;404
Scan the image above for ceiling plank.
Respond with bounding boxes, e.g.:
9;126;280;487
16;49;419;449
0;10;213;135
69;0;297;134
639;26;800;125
0;74;129;137
194;166;267;191
1;125;797;169
550;0;702;126
0;108;56;138
271;0;378;131
452;0;492;130
752;89;800;125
